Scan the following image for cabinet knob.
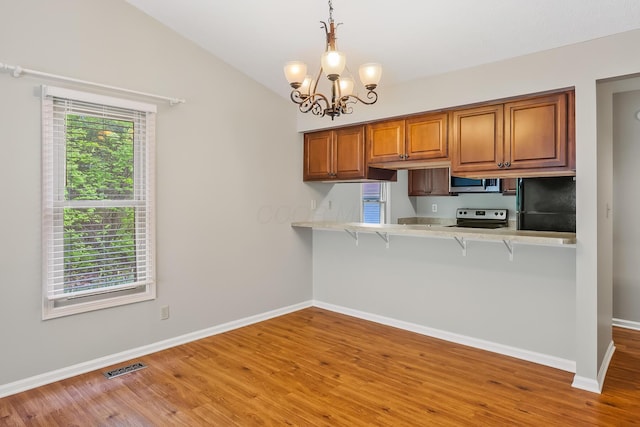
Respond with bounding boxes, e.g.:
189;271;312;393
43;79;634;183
497;162;504;168
505;162;511;168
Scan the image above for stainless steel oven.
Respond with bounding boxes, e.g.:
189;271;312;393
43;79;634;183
450;208;509;229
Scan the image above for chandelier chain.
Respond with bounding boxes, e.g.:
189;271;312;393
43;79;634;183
328;0;334;23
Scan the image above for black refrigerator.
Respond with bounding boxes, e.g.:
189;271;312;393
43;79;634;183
516;177;576;232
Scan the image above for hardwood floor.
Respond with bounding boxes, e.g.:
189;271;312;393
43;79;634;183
1;307;640;426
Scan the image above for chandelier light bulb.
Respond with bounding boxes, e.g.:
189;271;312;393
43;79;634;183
299;76;313;96
339;77;354;97
284;61;307;88
321;50;346;81
359;63;382;90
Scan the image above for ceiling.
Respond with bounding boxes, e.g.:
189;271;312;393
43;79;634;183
126;0;640;99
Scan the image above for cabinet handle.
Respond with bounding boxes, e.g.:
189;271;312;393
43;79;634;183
497;162;504;168
505;161;511;168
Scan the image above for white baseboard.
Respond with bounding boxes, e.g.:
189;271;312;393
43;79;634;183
599;340;616;390
0;300;313;399
571;340;615;394
4;300;612;398
613;318;640;331
313;300;576;373
571;375;601;393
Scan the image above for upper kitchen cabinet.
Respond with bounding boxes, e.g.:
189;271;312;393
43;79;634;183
406;113;449;160
451;104;504;174
408;167;450;196
303;126;396;182
367;113;449;168
451;90;575;178
366;119;406;164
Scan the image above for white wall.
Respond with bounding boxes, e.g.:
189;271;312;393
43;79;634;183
313;232;576;362
304;28;640;389
0;0;314;387
612;88;640;324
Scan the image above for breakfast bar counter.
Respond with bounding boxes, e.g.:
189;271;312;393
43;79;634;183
291;221;577;247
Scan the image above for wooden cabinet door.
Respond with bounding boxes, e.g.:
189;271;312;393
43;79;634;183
406;113;448;161
334;126;366;179
367;119;406;163
501;177;518;195
303;130;333;181
408;169;431;196
504;93;568;170
429;167;451;195
451;104;504;174
408;168;450;196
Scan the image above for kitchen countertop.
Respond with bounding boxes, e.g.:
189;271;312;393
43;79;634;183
291;220;576;246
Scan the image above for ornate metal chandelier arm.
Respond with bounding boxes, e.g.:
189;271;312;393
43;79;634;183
343;90;379;105
291;90;330;106
304;92;330;107
301;100;325;117
320;21;330;49
290;90;330;117
312;66;322;94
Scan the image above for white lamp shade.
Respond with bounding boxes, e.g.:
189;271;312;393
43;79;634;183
321;50;346;78
299;76;313;96
284;61;307;85
339;77;354;97
359;63;382;87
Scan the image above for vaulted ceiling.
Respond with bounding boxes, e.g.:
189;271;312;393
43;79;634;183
126;0;640;99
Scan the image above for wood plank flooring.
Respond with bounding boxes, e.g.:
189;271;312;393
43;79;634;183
1;307;640;425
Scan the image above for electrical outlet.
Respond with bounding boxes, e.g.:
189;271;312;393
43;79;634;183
311;199;316;210
328;200;333;210
431;203;438;213
160;305;170;320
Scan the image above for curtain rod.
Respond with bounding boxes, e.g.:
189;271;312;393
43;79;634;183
0;62;186;105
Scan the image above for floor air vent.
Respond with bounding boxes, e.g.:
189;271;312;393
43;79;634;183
103;362;147;379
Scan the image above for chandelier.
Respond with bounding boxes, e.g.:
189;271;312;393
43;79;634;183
283;0;382;120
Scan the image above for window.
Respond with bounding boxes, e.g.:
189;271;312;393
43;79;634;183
361;182;389;224
42;86;156;319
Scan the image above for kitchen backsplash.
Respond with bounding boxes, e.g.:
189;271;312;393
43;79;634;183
415;193;516;220
305;171;517;224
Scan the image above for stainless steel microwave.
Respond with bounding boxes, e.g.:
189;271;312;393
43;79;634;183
450;176;501;193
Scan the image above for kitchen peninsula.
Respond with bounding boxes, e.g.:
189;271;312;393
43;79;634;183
296;216;578;377
292;221;576;247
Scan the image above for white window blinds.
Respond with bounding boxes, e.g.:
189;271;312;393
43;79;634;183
362;182;388;224
42;86;156;318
